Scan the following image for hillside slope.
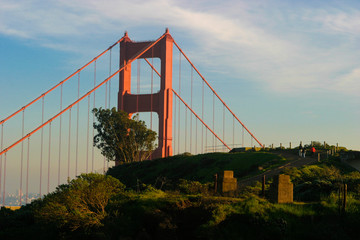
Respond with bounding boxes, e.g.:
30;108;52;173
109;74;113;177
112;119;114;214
107;152;287;188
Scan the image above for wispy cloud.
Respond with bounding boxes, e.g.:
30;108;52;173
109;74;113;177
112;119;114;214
1;0;359;95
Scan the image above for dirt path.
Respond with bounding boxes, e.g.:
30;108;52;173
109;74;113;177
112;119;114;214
238;151;318;187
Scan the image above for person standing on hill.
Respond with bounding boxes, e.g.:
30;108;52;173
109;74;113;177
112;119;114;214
302;148;306;158
299;144;303;157
311;146;316;156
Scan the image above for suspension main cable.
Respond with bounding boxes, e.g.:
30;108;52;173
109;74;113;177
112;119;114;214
0;37;125;126
173;40;263;147
172;89;231;151
0;33;167;157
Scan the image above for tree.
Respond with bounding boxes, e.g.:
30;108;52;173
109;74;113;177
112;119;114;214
36;173;125;232
93;107;157;164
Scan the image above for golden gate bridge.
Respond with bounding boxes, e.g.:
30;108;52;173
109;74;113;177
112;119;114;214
0;29;263;205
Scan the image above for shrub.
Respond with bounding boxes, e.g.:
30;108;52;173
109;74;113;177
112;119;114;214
36;173;125;232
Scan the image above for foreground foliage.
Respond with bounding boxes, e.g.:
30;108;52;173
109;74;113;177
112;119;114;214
2;155;360;239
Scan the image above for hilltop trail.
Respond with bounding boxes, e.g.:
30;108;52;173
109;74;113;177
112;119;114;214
238;150;318;187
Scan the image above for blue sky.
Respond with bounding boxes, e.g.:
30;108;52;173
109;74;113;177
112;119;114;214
1;0;359;152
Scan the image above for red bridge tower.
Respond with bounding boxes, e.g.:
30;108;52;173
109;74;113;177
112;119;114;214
118;29;173;159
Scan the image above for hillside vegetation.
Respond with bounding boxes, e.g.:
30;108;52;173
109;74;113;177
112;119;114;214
107;152;286;188
1;150;360;239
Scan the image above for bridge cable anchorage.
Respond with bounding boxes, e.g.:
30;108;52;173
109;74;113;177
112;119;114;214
1;153;6;206
0;33;166;157
0;36;126;127
47;122;51;194
26;136;30;204
76;72;80;177
39;96;45;197
20;110;25;205
173;40;263;148
172;89;231;151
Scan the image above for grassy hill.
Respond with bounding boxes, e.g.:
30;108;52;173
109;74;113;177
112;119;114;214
107;151;287;188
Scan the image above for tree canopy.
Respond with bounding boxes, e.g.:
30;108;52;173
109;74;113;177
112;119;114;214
93;108;157;164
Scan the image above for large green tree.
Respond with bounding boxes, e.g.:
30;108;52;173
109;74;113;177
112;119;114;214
93;108;157;164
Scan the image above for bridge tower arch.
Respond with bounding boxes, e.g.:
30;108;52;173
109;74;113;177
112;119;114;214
118;29;173;160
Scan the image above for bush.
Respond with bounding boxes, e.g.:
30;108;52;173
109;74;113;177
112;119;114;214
36;173;125;233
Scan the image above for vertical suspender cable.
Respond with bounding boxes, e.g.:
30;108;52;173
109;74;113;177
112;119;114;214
39;96;44;197
205;128;208;153
86;95;90;173
185;108;187;153
150;55;153;131
67;109;71;180
109;49;112;108
58;84;63;185
47;122;51;194
213;93;215;152
92;61;96;172
2;153;6;206
76;73;80;176
233;117;235;148
201;80;204;153
242;126;244;147
195;118;198;154
137;60;140;112
173;97;176;154
223;104;225;151
107;49;112;170
190;67;193;153
104;64;109;172
20;110;25;205
178;52;181;153
25;137;30;204
0;123;3;203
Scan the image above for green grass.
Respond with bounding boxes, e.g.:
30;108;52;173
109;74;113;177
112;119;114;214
107;152;286;189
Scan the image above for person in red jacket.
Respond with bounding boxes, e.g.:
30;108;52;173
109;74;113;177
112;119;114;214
311;146;316;156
